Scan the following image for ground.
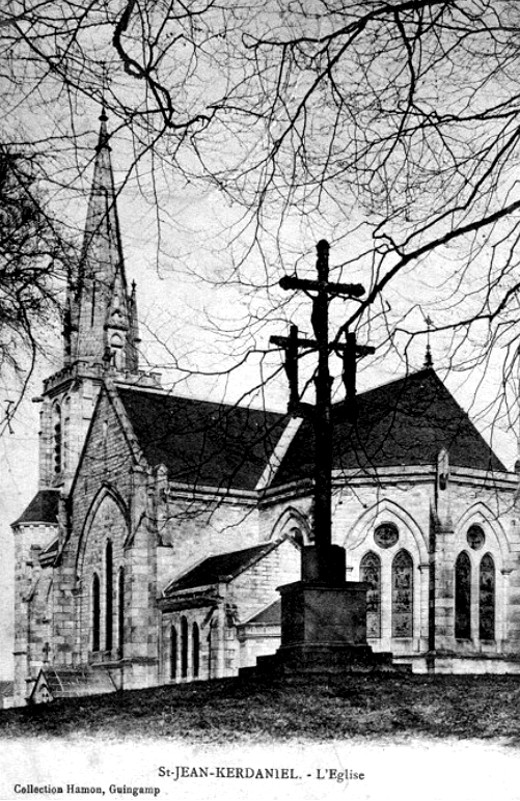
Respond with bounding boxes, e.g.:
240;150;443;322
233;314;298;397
0;673;519;744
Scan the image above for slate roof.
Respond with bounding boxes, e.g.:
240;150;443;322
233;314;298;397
241;599;281;627
117;387;286;491
164;543;278;595
273;368;506;486
13;489;60;526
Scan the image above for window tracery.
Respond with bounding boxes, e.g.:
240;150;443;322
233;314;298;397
467;524;485;551
479;553;495;640
360;552;381;638
374;522;399;549
392;549;413;637
455;551;471;639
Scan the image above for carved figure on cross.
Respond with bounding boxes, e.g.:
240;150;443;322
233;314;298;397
270;240;374;582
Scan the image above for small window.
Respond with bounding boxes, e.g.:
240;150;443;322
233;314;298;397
192;622;200;678
92;573;100;652
374;522;399;549
170;626;178;680
52;403;62;475
105;541;113;651
392;550;413;637
455;551;471;639
479;553;495;640
360;552;381;638
62;396;70;473
180;617;188;678
118;567;125;657
288;526;303;546
467;524;485;551
110;333;123;369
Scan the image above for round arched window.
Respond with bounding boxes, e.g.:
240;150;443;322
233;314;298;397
467;524;485;551
374;522;399;549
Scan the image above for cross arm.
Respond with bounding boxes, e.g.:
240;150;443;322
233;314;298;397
279;275;365;298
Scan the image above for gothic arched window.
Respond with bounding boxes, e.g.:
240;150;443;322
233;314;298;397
170;626;178;680
455;551;471;639
180;616;188;678
118;566;125;657
105;541;113;652
52;403;62;475
360;552;381;638
192;622;200;678
92;573;100;652
479;553;495;640
392;550;413;637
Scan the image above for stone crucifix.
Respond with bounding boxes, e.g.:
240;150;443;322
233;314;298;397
271;240;374;583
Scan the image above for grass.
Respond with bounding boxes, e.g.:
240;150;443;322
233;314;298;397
1;673;520;744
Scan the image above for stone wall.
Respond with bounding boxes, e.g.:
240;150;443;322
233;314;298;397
160;539;300;682
12;523;57;702
329;466;520;668
48;387;159;688
156;496;262;593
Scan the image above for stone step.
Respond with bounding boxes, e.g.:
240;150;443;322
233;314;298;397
240;645;410;679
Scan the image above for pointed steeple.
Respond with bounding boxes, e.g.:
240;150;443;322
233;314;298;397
67;109;139;373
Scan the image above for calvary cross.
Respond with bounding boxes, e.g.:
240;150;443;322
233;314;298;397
271;239;374;582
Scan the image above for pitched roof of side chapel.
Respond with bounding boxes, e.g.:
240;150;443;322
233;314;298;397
117;386;286;491
164;542;279;595
272;367;506;485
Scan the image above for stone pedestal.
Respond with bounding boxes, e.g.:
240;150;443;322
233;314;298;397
279;580;368;650
241;545;400;677
273;578;385;671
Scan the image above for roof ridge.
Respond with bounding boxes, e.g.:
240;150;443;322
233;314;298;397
117;383;284;418
273;367;506;484
164;541;280;594
337;366;437;405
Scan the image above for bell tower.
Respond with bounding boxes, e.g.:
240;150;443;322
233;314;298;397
13;108;161;704
37;108;153;491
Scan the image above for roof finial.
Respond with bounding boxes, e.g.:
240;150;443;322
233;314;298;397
96;62;110;150
424;314;434;368
100;61;109;118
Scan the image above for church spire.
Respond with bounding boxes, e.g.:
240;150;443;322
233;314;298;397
423;315;434;369
66;108;139;373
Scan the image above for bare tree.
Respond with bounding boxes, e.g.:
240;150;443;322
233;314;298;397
0;146;73;434
2;1;520;444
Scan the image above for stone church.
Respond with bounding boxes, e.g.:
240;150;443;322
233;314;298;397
12;112;520;705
